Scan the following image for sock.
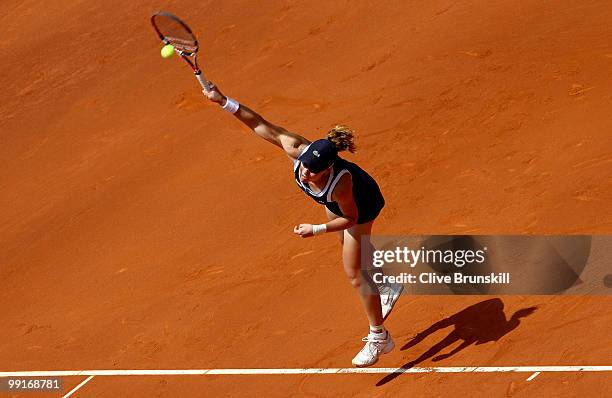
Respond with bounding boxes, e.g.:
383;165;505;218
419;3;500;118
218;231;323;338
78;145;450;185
369;324;386;335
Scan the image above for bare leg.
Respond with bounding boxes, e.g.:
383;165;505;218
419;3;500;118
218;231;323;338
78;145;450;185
325;209;383;326
343;222;384;326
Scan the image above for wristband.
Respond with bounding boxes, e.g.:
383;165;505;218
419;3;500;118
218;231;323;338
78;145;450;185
312;224;327;235
222;96;240;114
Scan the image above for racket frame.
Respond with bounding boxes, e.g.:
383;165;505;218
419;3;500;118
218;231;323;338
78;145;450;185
151;11;212;90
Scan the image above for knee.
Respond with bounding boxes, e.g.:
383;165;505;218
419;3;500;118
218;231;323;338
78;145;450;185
346;273;361;289
347;273;376;292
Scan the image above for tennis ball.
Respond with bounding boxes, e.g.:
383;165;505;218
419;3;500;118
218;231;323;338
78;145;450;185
160;44;175;59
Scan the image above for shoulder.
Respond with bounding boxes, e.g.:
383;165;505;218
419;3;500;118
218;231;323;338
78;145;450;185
287;142;311;162
331;170;353;202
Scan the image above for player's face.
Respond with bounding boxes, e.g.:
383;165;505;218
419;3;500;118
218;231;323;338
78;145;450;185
299;163;330;184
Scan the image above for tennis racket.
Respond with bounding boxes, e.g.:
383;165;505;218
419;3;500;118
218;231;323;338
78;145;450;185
151;11;213;91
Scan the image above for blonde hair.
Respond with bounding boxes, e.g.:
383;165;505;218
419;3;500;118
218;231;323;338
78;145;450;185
327;124;356;153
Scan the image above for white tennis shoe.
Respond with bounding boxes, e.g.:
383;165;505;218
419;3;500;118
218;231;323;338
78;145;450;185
352;331;395;367
379;282;404;320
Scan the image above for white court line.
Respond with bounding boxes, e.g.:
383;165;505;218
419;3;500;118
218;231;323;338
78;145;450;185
526;371;541;381
0;366;611;377
62;375;94;398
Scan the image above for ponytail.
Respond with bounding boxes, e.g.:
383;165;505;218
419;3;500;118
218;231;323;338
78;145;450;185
327;124;356;153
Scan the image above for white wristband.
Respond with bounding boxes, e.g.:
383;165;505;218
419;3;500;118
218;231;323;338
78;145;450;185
222;97;240;114
312;224;327;235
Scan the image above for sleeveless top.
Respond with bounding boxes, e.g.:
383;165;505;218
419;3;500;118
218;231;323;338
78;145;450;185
293;144;385;224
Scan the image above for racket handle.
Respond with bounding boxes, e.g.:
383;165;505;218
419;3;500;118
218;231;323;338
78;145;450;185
195;71;212;91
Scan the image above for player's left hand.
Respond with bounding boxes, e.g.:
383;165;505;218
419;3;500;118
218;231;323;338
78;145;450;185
293;224;314;238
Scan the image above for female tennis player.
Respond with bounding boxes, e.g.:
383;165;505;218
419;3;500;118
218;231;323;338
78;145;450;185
202;83;403;367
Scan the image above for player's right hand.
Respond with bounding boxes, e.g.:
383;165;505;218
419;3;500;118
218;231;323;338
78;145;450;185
203;82;225;105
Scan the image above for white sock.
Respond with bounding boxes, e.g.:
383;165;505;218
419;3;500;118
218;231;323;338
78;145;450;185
369;324;386;335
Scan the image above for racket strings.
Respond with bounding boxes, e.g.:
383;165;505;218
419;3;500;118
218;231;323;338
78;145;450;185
164;36;197;52
152;14;198;52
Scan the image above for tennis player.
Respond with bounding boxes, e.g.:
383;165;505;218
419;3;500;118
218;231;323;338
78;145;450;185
202;83;403;367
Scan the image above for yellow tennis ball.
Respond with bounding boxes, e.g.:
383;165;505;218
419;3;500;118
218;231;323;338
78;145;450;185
160;44;175;59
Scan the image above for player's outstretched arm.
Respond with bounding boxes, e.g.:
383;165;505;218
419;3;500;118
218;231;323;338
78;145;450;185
203;83;309;160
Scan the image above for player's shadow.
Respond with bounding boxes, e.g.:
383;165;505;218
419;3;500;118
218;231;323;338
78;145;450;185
376;298;537;386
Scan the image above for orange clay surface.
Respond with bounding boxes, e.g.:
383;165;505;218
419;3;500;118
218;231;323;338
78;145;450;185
1;0;611;397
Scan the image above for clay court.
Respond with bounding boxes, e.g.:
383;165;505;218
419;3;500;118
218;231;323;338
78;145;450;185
1;0;611;396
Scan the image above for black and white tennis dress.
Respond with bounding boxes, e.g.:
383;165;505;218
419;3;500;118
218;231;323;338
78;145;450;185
293;146;385;224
